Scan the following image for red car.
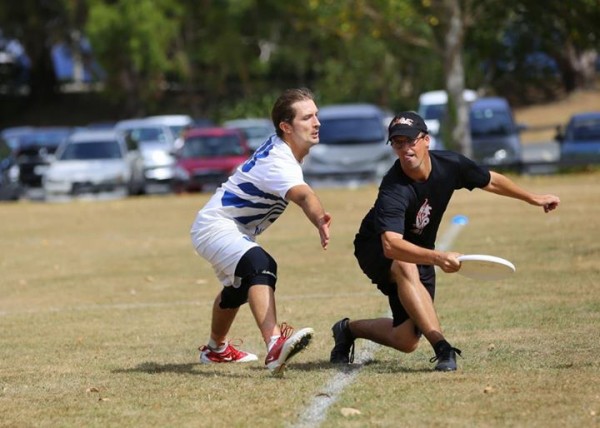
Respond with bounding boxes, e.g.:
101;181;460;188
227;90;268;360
172;127;250;192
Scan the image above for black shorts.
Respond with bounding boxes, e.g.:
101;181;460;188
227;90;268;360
219;246;278;309
354;233;436;327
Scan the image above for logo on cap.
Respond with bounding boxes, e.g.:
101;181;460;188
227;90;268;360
397;117;415;127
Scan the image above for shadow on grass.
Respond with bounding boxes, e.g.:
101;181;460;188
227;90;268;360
113;359;434;378
248;359;434;374
113;361;255;378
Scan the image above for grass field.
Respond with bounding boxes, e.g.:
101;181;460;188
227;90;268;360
1;171;599;427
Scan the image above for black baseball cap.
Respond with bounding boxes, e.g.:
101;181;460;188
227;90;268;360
387;111;428;142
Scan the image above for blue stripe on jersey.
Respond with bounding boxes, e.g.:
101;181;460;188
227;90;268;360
234;205;286;225
221;180;289;227
221;190;273;209
238;182;282;200
242;137;276;172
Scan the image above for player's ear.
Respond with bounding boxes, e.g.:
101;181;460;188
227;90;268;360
279;121;292;135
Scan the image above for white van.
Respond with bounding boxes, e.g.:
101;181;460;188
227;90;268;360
417;89;478;137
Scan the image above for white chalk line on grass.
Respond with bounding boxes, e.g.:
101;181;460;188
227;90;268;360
290;215;468;428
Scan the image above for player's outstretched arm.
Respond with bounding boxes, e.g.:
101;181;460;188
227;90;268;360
286;184;331;249
483;171;560;213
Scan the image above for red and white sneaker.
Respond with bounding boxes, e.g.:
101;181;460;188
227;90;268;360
265;323;314;377
199;342;258;364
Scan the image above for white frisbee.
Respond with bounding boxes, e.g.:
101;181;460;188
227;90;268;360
457;254;516;281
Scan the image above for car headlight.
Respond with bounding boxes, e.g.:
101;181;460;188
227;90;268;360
8;165;20;181
493;149;508;161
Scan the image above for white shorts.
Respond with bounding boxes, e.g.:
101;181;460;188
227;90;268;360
190;214;258;287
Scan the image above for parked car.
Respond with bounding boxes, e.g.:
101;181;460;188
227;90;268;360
469;97;524;167
223;118;275;153
11;127;73;187
418;89;478;139
1;126;35;150
0;136;22;200
555;111;600;165
43;129;145;198
301;103;394;181
171;127;250;192
114;118;177;192
144;114;194;150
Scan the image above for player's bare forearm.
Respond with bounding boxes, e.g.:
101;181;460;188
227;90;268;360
484;171;560;212
381;231;461;271
287;184;331;249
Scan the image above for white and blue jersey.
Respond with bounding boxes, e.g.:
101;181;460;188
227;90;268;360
191;135;306;287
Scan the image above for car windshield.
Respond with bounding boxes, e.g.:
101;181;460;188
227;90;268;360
420;104;446;121
181;135;244;158
59;141;123;160
18;131;70;151
470;108;514;137
567;118;600;141
319;117;385;145
126;127;169;144
168;125;187;136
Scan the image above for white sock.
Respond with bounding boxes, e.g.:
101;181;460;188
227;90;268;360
267;335;280;352
208;338;227;353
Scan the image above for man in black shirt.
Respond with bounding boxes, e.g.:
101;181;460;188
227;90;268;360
330;111;560;371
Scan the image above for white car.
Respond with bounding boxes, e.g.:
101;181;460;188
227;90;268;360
417;89;478;146
43;129;145;199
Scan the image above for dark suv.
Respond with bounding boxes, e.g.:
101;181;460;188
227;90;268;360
469;97;523;167
12;127;73;187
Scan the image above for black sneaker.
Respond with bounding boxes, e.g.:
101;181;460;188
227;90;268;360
330;318;355;363
430;346;462;371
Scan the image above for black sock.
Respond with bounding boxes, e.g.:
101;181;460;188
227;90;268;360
433;339;452;356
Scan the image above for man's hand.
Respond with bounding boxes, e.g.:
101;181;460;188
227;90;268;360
435;251;462;273
318;212;332;249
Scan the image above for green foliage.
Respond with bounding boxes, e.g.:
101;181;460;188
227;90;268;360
215;91;280;123
0;0;598;119
85;0;184;111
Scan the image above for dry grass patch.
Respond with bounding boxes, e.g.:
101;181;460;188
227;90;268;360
0;172;599;427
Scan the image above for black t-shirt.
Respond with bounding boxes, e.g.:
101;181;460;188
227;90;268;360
357;150;491;250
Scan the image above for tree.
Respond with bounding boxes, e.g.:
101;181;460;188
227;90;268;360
466;0;600;102
85;0;184;116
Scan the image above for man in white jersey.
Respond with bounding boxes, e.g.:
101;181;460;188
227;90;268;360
191;88;331;377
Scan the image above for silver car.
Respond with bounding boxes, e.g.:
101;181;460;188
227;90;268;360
302;103;395;182
115;118;178;192
43;129;145;199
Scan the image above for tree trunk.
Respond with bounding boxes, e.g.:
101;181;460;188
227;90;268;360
432;0;471;157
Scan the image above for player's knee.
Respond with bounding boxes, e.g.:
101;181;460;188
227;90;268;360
396;339;419;353
391;322;421;353
244;248;278;291
220;247;278;309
